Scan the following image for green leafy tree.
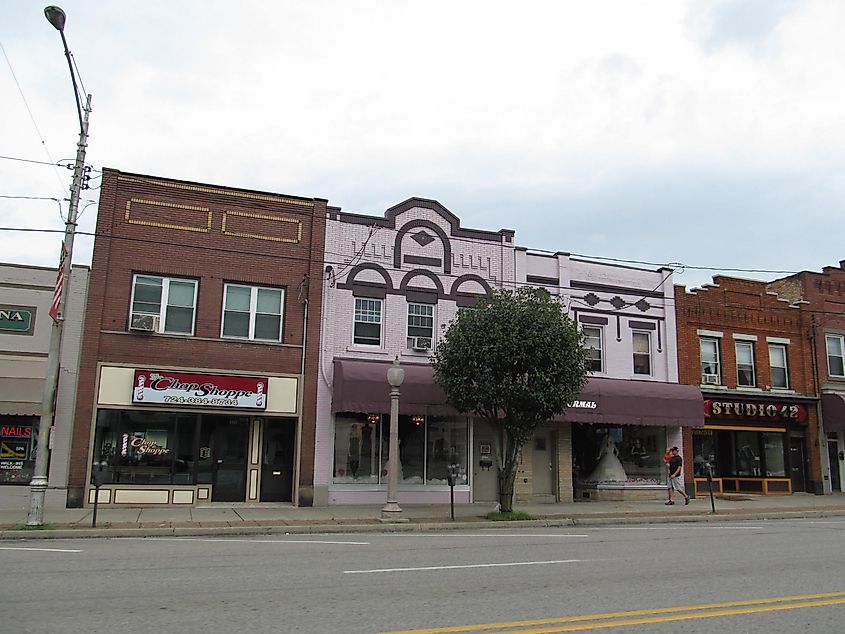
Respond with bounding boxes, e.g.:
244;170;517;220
433;287;590;512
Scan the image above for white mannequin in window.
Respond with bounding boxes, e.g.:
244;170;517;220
587;433;627;482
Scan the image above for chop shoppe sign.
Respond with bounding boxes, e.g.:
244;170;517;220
132;370;268;410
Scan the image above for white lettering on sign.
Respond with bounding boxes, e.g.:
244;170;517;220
571;400;598;409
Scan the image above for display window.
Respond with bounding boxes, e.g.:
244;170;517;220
573;424;667;485
0;416;38;485
692;428;787;478
333;413;468;485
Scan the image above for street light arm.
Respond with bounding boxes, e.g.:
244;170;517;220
57;30;85;135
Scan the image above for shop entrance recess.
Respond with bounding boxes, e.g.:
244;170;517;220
789;436;807;493
203;416;249;502
260;422;295;502
828;435;842;492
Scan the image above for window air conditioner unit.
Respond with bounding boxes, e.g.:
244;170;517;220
130;312;159;333
702;374;719;385
411;337;432;351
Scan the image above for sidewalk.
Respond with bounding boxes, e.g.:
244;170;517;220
3;493;845;540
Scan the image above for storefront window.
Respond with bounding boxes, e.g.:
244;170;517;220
92;410;199;485
574;424;666;485
426;418;469;485
763;432;786;477
333;414;380;483
333;413;469;486
692;430;716;477
735;431;761;476
0;416;38;485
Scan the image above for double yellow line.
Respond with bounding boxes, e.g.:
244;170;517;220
379;591;845;633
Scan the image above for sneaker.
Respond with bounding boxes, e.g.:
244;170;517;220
684;497;690;505
664;500;675;505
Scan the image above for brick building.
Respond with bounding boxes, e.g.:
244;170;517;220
769;260;845;492
67;169;326;507
675;276;822;496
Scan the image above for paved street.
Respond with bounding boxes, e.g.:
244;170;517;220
3;517;844;633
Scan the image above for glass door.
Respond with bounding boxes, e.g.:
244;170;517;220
207;416;249;502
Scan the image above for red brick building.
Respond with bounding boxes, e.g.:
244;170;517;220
675;276;822;496
769;261;845;492
67;169;327;507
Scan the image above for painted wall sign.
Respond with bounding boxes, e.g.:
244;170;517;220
704;400;807;422
132;370;268;409
0;305;35;335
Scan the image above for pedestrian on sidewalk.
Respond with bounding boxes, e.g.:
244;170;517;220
666;446;690;506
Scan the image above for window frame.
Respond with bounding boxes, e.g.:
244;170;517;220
130;274;198;336
353;297;383;347
768;343;789;389
406;302;435;350
583;325;604;373
735;340;756;387
632;330;652;376
827;334;845;378
700;337;721;385
221;283;285;342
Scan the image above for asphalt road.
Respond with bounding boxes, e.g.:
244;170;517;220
2;519;844;634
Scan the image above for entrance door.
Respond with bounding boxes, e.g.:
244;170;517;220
532;428;556;501
472;421;498;502
789;437;807;493
260;422;295;502
210;417;249;502
828;437;842;492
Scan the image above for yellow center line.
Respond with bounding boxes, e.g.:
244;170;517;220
377;591;845;634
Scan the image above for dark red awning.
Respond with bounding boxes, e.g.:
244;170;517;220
822;392;845;432
331;359;704;427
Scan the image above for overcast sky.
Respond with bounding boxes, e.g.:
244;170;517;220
2;0;844;291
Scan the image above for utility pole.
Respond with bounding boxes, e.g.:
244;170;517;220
27;5;92;526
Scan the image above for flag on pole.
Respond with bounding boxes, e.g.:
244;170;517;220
49;242;69;323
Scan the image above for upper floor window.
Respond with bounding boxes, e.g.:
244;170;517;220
632;331;651;375
407;303;434;350
736;341;756;387
354;298;382;346
130;274;197;335
700;338;721;385
768;344;789;389
827;334;845;378
583;326;603;373
222;284;284;341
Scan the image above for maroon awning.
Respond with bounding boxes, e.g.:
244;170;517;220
558;376;704;427
332;359;704;427
332;359;459;416
822;392;845;432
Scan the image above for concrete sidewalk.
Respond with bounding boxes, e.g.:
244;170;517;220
3;493;845;540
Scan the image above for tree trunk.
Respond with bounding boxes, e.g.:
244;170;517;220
497;467;517;512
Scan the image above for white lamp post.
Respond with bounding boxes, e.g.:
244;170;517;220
381;358;405;519
27;5;92;525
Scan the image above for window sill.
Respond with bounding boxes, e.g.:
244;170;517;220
700;383;728;389
736;386;763;392
769;388;796;394
346;346;390;355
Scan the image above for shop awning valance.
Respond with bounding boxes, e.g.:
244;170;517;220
332;359;704;427
822;392;845;432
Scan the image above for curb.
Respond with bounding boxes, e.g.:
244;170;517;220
2;508;844;540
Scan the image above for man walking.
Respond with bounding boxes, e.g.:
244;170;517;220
665;446;690;506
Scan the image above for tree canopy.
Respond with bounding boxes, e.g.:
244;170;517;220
432;286;591;511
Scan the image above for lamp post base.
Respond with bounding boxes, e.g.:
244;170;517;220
380;502;409;523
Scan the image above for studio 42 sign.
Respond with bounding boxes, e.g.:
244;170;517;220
704;400;807;422
132;370;268;409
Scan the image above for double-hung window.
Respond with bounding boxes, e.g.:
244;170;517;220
736;341;756;387
583;326;603;373
131;274;197;335
222;284;284;341
407;303;434;350
827;334;845;378
632;331;651;375
354;298;382;346
700;338;721;385
768;343;789;389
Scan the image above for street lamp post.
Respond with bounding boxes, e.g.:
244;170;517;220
27;5;92;526
381;358;405;520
